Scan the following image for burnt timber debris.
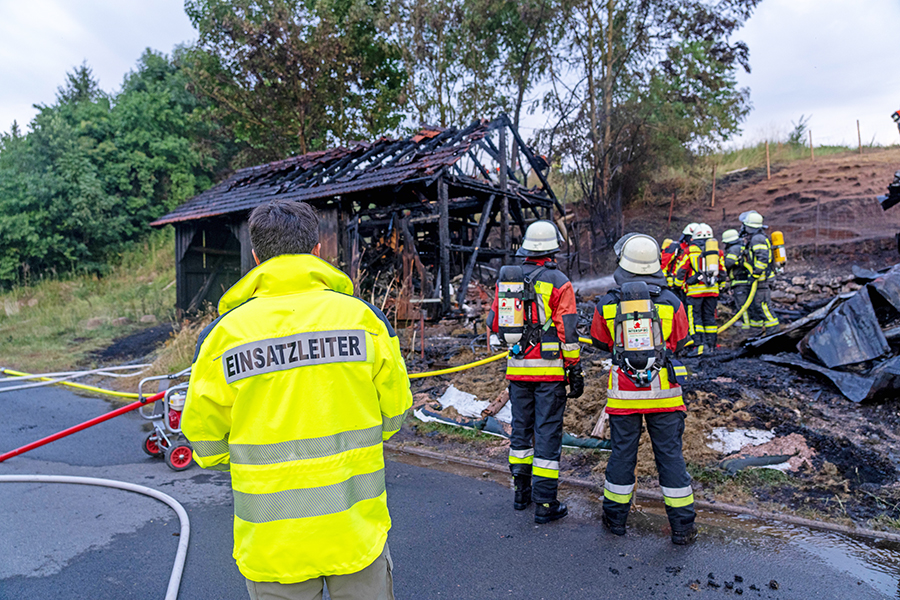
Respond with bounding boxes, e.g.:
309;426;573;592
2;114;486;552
151;115;564;318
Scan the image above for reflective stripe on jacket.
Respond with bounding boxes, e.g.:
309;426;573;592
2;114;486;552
182;254;412;584
589;285;690;414
747;232;774;280
724;241;752;285
488;258;580;382
673;241;725;297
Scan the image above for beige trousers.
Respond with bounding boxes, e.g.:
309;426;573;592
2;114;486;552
245;543;394;600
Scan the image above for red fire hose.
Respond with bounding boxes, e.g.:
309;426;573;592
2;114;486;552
0;390;166;463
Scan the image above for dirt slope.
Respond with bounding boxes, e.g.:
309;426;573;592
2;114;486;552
643;147;900;258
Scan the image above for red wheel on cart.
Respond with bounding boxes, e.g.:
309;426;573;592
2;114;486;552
165;443;193;471
142;433;163;457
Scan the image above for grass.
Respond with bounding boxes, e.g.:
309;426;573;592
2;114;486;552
689;463;790;489
0;229;177;373
410;420;495;442
714;141;859;175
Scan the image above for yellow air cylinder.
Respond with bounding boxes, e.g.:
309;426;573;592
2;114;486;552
703;239;720;277
771;231;787;269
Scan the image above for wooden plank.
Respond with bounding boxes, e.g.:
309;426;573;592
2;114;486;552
499;127;510;264
318;206;341;266
439;178;451;313
456;195;495;306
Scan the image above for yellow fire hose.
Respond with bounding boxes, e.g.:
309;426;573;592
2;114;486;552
5;287;756;400
716;279;759;334
0;367;141;399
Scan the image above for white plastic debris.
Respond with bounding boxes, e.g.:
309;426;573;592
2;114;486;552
419;385;514;424
708;428;775;454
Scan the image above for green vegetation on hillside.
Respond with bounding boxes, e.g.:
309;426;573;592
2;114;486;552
0;230;176;373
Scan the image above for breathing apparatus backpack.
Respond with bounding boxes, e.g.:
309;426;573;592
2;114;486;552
699;239;720;285
613;281;668;386
496;263;552;356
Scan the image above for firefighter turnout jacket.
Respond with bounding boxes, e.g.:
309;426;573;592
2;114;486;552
724;240;752;285
590;270;690;414
672;241;726;297
661;240;688;290
488;258;581;381
182;254;413;584
747;232;775;281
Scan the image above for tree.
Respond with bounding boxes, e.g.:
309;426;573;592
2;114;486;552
184;0;407;165
537;0;759;258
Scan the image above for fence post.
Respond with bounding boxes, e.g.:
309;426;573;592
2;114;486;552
809;130;815;161
711;164;717;208
766;141;771;180
858;120;863;155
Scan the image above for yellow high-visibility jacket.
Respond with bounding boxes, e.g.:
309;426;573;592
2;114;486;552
182;254;412;584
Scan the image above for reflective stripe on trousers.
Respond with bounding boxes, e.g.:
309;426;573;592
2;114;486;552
602;412;695;531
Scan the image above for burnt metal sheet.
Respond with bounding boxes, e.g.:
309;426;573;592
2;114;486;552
867;266;900;313
761;354;875;403
798;289;889;368
742;295;842;356
762;354;900;403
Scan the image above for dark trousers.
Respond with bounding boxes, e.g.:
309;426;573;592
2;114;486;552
603;411;696;532
741;282;779;328
686;296;718;351
732;283;753;329
508;380;567;503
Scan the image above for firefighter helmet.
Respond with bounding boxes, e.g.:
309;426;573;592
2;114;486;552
682;223;700;237
619;234;661;275
517;220;561;257
721;229;739;244
739;210;765;230
693;223;714;240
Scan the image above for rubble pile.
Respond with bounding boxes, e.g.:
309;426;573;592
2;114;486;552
769;274;861;306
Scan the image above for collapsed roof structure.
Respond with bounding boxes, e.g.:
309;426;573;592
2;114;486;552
151;115;565;317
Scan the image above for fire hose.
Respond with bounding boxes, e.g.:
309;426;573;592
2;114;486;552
1;291;757;465
716;279;759;334
0;474;189;600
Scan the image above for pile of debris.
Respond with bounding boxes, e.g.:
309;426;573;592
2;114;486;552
744;263;900;402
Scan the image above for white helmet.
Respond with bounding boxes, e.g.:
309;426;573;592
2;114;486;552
693;223;713;240
739;210;765;230
722;229;740;244
619;234;661;275
517;220;561;257
682;222;700;237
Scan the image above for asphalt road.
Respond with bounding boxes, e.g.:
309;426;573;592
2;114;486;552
0;385;898;599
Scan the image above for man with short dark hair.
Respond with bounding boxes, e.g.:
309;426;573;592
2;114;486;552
182;199;412;600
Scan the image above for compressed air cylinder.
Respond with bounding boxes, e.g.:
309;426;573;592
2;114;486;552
703;239;720;278
497;266;525;345
771;231;787;268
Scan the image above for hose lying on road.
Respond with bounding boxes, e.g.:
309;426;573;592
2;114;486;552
0;367;146;399
0;365;150;394
0;474;190;600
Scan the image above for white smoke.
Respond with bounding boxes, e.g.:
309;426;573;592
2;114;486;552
572;274;616;296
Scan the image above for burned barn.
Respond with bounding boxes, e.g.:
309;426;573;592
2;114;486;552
151;115;565;318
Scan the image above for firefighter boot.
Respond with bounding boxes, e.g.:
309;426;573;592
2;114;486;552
534;500;568;524
671;526;698;545
602;512;626;536
513;475;532;511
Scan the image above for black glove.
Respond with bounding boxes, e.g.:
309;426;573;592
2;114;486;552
566;364;584;399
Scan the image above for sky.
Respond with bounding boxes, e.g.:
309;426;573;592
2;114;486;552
0;0;898;147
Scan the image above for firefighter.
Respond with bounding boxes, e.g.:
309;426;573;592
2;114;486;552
182;200;412;599
661;223;698;297
722;228;753;330
487;220;583;524
673;223;725;355
590;234;696;544
739;210;780;331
